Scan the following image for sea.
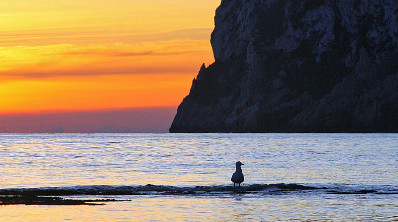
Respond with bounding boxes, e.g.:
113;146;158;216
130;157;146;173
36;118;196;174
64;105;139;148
0;133;397;221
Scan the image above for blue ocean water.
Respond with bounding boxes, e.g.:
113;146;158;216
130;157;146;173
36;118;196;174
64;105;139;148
0;133;397;221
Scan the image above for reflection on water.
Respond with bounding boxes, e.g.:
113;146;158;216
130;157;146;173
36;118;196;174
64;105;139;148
1;195;397;221
0;133;397;221
0;133;397;188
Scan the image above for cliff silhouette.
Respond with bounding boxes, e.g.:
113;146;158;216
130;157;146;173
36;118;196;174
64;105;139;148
170;0;398;133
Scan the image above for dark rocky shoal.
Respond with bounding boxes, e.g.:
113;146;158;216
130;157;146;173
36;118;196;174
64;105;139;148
1;184;396;205
0;195;100;205
0;184;319;197
170;0;398;133
0;184;321;205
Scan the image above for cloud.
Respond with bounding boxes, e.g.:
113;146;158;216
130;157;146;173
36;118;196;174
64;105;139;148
65;50;155;57
0;39;214;80
2;65;198;79
0;28;213;46
64;49;197;57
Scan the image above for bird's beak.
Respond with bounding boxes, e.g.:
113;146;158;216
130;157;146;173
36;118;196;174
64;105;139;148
241;163;244;165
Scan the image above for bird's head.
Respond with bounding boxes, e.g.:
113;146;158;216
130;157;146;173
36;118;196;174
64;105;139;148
236;161;244;167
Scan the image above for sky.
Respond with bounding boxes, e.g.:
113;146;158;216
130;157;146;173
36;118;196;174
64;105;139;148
0;0;221;132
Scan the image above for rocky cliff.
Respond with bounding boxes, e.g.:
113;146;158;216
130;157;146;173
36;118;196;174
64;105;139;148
170;0;398;133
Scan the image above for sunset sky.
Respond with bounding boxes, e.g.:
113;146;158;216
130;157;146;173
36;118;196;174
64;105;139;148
0;0;220;132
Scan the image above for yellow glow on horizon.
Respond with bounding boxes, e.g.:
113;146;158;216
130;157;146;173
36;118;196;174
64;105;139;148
0;0;221;114
0;74;194;114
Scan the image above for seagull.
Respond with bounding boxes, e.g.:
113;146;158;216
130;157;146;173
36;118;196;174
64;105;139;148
231;161;244;188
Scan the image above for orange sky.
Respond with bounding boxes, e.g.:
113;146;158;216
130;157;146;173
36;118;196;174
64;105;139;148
0;0;220;114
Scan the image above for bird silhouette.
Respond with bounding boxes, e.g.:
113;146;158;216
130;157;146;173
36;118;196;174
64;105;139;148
231;161;244;188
